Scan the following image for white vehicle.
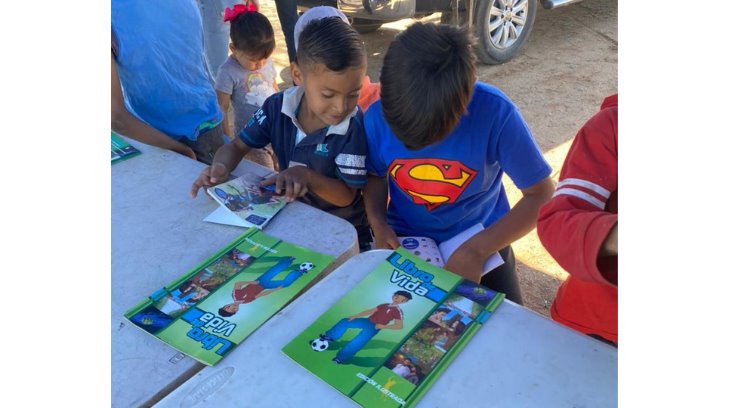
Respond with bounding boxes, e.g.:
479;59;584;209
298;0;585;64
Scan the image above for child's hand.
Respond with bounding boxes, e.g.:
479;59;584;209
260;166;311;202
444;245;484;284
190;162;230;198
175;144;197;161
371;223;400;250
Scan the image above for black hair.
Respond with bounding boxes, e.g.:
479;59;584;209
436;307;450;314
380;23;476;149
229;11;275;60
218;306;235;317
296;17;366;72
394;290;413;300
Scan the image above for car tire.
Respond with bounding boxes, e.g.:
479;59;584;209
473;0;536;64
350;18;383;34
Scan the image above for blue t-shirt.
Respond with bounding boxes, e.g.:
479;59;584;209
365;82;551;243
241;87;369;229
111;0;223;141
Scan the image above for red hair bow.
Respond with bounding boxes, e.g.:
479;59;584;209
223;3;258;22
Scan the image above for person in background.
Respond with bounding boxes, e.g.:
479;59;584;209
198;0;298;77
215;3;279;169
537;94;618;347
111;0;226;164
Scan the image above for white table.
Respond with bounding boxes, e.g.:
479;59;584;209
112;139;359;407
154;250;617;408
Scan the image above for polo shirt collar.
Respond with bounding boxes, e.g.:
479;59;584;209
281;86;359;137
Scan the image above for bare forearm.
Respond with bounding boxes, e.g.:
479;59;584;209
307;170;358;207
465;179;554;259
352;308;376;318
111;110;187;153
213;139;248;171
222;111;232;140
363;175;389;228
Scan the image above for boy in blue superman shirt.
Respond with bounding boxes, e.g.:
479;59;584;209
363;23;555;303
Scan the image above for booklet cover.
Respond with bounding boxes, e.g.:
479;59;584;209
282;247;505;407
205;173;287;229
398;223;504;276
124;228;334;366
111;132;141;163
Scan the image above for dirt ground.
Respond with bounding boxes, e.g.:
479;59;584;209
259;0;618;316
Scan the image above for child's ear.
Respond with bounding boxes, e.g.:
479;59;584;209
290;62;303;87
229;43;236;53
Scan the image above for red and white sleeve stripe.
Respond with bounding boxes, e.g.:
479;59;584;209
553;177;609;210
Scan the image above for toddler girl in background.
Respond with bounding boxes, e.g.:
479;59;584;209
216;3;279;169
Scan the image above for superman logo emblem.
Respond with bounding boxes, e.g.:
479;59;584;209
388;159;476;211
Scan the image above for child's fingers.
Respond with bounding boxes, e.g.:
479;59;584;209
209;163;228;183
190;167;216;198
285;178;296;202
191;181;203;198
275;176;286;195
259;175;276;186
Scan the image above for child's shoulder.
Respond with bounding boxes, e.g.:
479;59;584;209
472;81;513;105
218;56;241;72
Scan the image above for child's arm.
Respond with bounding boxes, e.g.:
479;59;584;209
216;90;233;139
190;137;252;197
363;174;400;249
256;287;283;298
111;54;195;160
348;307;378;320
444;177;555;283
538;99;618;286
376;318;403;331
233;280;256;290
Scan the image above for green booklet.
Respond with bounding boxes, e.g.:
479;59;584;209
283;247;505;407
125;228;334;366
111;132;141;163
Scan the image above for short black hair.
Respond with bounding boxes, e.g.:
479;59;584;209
380;23;476;149
296;17;366;72
229;11;275;60
218;306;235;317
394;290;413;300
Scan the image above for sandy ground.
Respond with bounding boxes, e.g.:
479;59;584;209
257;0;617;316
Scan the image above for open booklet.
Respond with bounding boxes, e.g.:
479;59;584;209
398;223;504;276
124;228;334;366
283;247;505;407
111;132;141;164
204;173;287;229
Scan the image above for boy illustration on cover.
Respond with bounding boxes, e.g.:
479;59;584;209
311;290;412;364
218;256;315;316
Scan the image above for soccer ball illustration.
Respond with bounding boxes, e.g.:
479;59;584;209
310;337;329;352
299;262;315;272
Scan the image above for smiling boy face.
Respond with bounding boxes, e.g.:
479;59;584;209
293;63;366;129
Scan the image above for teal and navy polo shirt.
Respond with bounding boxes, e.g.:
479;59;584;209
240;86;369;231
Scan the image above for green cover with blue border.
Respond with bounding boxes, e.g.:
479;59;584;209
124;228;334;365
111;131;141;163
282;247;504;407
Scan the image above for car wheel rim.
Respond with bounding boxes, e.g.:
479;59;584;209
488;0;529;49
